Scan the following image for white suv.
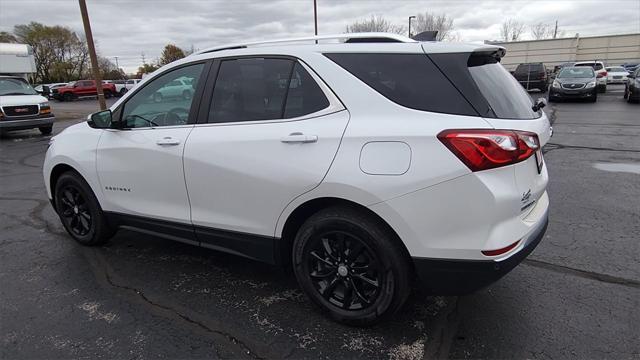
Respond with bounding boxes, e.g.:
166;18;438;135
44;33;550;325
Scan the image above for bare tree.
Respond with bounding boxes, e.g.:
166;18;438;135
412;11;455;41
530;22;552;40
500;19;525;41
346;15;405;34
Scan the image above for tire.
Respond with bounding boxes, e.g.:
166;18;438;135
63;93;73;102
120;88;128;96
182;90;191;100
103;90;112;99
292;206;411;326
598;85;606;93
154;92;163;103
54;172;115;246
39;125;53;135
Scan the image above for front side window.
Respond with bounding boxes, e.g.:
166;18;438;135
208;58;330;123
120;63;204;128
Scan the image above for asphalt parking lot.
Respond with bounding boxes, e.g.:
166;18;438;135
1;87;639;359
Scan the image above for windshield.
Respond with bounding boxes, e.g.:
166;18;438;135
558;67;595;78
0;78;38;96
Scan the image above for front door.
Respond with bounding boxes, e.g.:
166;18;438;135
183;58;348;262
96;62;207;236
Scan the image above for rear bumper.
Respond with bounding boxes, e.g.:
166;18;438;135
412;213;548;295
0;116;55;130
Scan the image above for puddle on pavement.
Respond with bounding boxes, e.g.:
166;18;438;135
593;162;640;175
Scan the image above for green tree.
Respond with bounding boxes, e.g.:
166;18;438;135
137;63;159;76
0;31;17;43
13;22;89;83
159;44;186;66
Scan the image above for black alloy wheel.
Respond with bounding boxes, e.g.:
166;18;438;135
306;231;382;311
293;206;411;326
57;185;92;236
54;172;114;245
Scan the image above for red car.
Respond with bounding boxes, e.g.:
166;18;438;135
52;80;117;101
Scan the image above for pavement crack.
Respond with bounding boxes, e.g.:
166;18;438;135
523;259;640;289
86;249;264;359
543;142;640;154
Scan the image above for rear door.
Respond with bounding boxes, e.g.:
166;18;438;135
183;57;347;262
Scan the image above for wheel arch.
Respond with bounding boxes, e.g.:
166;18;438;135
49;163;82;211
276;197;414;275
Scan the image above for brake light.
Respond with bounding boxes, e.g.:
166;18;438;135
437;129;540;172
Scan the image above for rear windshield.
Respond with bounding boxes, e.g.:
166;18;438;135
429;52;539;120
324;53;477;116
575;63;603;71
558;67;594;78
515;63;543;74
467;55;538;119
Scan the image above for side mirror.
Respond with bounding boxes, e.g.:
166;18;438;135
532;97;547;112
87;110;112;129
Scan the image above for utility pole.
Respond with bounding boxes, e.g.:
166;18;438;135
313;0;318;43
408;16;416;38
141;52;146;65
78;0;106;110
553;20;558;39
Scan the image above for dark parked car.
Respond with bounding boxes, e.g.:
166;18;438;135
549;66;598;102
513;63;548;92
624;67;640;103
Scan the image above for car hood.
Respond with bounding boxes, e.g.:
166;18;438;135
555;77;594;84
0;94;48;106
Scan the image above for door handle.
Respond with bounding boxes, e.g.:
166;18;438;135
156;137;181;146
280;132;318;144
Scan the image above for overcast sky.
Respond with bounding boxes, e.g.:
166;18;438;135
1;0;639;72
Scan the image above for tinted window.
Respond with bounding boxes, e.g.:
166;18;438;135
576;63;603;71
284;63;330;118
209;58;330;123
120;63;204;128
468;55;538;120
325;53;477;116
515;63;543;74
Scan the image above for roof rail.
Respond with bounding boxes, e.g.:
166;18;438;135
192;32;416;56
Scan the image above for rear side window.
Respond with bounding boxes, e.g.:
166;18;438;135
284;63;330;118
209;58;330;123
325;53;477;116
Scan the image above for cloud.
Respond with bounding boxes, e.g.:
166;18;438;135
1;0;638;72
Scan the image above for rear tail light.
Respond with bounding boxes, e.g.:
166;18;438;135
438;129;540;172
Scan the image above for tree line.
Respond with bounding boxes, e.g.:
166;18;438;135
0;22;122;83
0;22;190;83
345;13;566;42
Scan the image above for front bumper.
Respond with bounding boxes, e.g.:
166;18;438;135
0;115;55;131
550;87;596;98
412;213;549;295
